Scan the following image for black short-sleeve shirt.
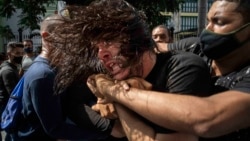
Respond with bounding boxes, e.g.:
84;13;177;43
144;51;213;133
146;51;212;96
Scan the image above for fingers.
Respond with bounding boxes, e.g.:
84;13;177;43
87;74;108;98
96;103;118;119
106;104;118;119
87;79;103;98
91;104;100;112
97;98;112;104
121;77;152;90
95;73;113;82
139;78;152;90
118;80;130;91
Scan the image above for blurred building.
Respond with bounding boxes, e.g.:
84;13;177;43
163;0;213;41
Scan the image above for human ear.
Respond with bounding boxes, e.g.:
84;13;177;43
41;31;50;38
6;52;12;60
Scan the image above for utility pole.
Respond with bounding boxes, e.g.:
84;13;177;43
198;0;207;35
18;28;23;42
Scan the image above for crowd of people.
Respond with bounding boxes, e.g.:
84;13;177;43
0;0;250;141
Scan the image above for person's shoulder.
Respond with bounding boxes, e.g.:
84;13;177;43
0;61;15;72
32;56;49;65
25;56;54;79
170;50;203;61
168;51;208;68
237;63;250;77
157;51;204;64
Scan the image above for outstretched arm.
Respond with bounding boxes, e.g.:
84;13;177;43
87;74;250;138
114;88;250;137
155;37;200;53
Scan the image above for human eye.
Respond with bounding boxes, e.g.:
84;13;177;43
216;20;225;26
213;16;228;26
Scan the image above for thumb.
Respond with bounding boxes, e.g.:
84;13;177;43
91;104;100;112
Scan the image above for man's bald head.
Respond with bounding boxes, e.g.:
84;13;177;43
40;14;64;57
40;14;63;33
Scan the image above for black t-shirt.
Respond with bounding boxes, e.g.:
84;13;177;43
64;83;128;141
62;83;124;141
144;51;213;133
146;51;212;96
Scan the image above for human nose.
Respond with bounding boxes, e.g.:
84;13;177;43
97;47;112;63
206;22;213;31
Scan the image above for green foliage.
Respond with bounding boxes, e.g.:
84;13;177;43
126;0;185;29
75;0;185;29
0;0;184;30
0;25;15;40
0;0;55;30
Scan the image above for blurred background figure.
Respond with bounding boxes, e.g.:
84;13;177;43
19;39;36;77
152;25;173;43
0;42;23;141
0;52;7;65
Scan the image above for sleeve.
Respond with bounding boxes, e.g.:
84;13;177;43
168;37;200;51
167;52;212;96
63;83;114;135
29;75;108;140
231;67;250;93
1;69;19;95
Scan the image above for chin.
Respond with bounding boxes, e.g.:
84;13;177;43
112;68;131;80
113;72;130;80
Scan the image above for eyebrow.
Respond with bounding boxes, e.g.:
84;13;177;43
152;33;166;36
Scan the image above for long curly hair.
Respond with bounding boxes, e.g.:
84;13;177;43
44;0;154;94
44;13;100;95
72;0;155;66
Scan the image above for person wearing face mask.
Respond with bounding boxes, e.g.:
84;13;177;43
87;0;250;140
0;41;24;141
19;39;36;77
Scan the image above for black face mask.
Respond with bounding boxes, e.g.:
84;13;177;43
24;47;33;53
13;56;23;64
200;23;250;60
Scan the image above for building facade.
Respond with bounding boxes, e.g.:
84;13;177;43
164;0;213;40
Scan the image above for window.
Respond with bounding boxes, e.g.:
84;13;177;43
207;0;213;10
181;0;198;13
181;16;197;31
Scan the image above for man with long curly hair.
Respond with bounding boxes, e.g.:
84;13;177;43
80;0;213;140
88;0;250;140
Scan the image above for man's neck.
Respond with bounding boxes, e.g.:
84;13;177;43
212;45;250;76
39;50;49;59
